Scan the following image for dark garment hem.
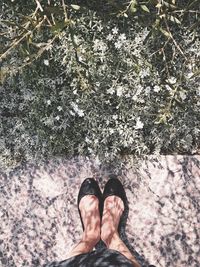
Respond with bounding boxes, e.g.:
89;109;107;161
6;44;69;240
44;247;134;267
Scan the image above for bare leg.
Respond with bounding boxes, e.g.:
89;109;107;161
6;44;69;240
101;196;141;267
66;195;101;259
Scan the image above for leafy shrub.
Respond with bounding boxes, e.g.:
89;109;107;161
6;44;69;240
0;0;199;167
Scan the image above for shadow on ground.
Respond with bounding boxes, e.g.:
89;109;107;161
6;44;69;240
0;155;199;267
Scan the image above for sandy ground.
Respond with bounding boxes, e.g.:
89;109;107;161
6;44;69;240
0;155;199;267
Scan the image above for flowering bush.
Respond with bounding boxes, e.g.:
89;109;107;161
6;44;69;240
0;0;199;167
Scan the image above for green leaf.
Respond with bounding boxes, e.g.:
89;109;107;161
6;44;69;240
130;7;137;13
163;1;176;9
51;20;69;34
143;29;153;44
44;6;63;15
156;3;162;9
70;4;80;10
155;114;167;125
0;67;9;84
141;5;150;12
130;0;137;14
167;15;181;24
155;112;172;125
159;28;171;38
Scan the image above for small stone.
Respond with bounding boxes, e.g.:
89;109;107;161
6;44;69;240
175;234;181;240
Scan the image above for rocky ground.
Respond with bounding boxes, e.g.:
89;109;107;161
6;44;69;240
0;155;199;267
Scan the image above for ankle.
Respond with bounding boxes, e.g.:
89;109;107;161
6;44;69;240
108;232;121;249
101;229;119;247
82;229;100;246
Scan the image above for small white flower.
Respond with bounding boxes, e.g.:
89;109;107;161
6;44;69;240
95;82;100;87
93;39;107;52
134;36;142;46
78;55;84;61
165;84;172;91
69;110;75;116
132;94;138;101
110;128;114;134
119;129;123;135
135;117;144;130
97;25;103;32
186;72;193;79
106;34;113;41
116;86;123;96
118;33;126;41
139;69;150;78
112;115;118;120
107;88;115;95
112;27;118;35
44;59;49;66
77;109;84;117
73;35;80;44
153;85;161;92
80;47;86;53
47;100;51;105
85;137;91;143
57;106;62;111
71;102;78;111
71;101;84;116
114;41;122;49
88;147;93;153
93;39;100;51
94;156;101;165
55;115;60;121
71;78;77;87
167;76;177;84
179;91;186;101
42;117;53;126
73;89;77;95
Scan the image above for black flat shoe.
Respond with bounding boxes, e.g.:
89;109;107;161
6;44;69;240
77;178;103;230
103;177;128;233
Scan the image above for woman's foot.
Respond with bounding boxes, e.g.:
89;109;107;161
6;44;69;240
79;195;101;246
101;195;124;246
101;195;141;267
66;195;101;259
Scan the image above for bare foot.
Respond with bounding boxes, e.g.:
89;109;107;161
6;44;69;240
66;195;101;259
101;195;124;246
101;196;141;267
79;195;101;244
